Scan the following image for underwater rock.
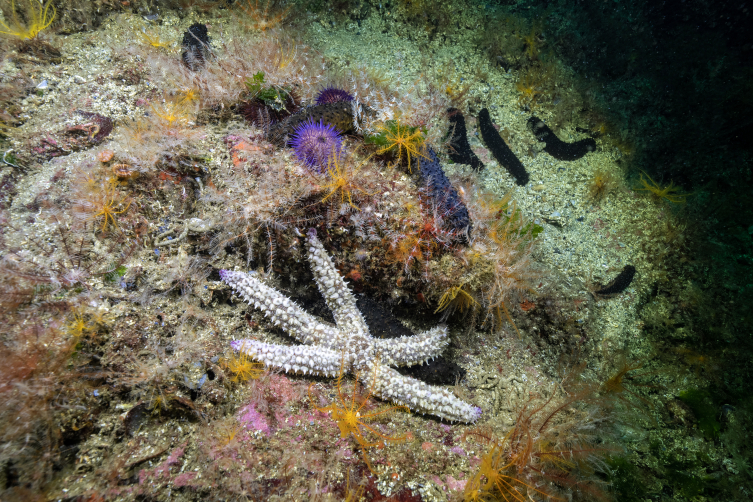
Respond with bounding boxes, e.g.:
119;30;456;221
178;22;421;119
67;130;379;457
181;23;210;70
268;101;375;146
478;108;529;186
446;108;484;171
239;89;301;127
417;146;473;243
356;296;466;386
595;265;636;295
527;116;597;161
29;111;113;162
315;86;354;105
76;111;113;143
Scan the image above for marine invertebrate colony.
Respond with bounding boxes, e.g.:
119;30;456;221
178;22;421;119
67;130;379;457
289;118;343;171
221;229;481;422
0;0;55;40
309;357;409;472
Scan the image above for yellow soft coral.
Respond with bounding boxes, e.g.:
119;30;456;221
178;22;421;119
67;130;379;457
318;148;374;210
635;170;690;203
222;344;265;383
372;118;427;173
309;356;409;473
0;0;55;40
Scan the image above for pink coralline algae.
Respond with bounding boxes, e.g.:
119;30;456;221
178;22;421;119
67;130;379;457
138;443;188;485
238;403;271;435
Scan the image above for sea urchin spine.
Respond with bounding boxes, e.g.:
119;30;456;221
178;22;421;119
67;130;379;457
290;118;343;172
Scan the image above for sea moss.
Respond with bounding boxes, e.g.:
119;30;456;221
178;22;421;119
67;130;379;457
678;388;721;440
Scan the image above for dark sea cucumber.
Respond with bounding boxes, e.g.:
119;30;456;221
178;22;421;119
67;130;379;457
181;23;210;71
478;108;529;186
268;102;375;146
527;116;597;161
446;108;484;171
417;146;472;242
595;265;636;295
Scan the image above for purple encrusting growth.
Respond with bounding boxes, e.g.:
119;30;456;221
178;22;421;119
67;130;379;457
289;118;343;172
315;86;354;105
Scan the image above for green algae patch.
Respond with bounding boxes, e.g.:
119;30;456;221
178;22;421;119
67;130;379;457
678;388;721;440
605;456;648;502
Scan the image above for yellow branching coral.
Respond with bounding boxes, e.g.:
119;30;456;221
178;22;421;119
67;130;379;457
0;0;55;40
138;28;173;50
222;344;265;383
318;148;374;210
309;356;409;473
370;118;427;173
635;170;690;203
435;285;478;314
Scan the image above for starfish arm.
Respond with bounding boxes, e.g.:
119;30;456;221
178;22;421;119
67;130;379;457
220;269;339;347
370;364;482;423
230;339;342;377
306;229;367;332
373;325;449;366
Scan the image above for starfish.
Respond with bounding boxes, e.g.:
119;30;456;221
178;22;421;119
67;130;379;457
220;229;481;423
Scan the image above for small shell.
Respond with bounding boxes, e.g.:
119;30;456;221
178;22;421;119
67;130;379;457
112;163;137;179
97;149;115;163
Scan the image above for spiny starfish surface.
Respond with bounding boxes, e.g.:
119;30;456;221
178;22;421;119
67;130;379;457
220;229;481;422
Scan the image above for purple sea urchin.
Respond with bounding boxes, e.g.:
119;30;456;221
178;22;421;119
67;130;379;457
315;87;354;105
290;118;343;171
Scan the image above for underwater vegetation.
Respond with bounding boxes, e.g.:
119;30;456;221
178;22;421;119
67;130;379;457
462;384;612;502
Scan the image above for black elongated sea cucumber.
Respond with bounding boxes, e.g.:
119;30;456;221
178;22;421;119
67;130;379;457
181;23;210;71
527;116;596;161
478;108;529;186
417;146;472;242
446;108;484;171
595;265;636;295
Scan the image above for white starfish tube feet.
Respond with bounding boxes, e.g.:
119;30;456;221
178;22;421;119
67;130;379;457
220;229;482;423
